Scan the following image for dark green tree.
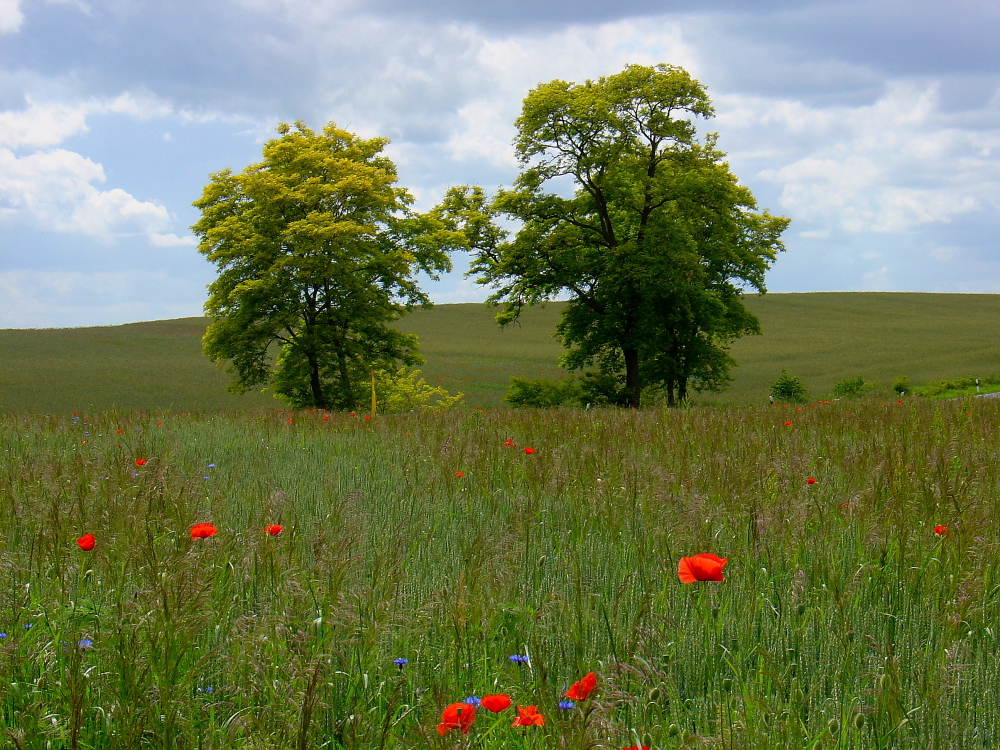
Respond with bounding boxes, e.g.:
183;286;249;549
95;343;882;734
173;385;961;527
192;122;463;409
452;63;789;407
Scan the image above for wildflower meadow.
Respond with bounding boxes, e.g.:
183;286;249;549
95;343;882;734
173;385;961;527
0;399;996;748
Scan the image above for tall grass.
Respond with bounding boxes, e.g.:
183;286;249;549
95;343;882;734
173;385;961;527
0;400;996;748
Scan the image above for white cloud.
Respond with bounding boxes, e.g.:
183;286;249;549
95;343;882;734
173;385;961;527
747;82;999;234
149;232;197;247
0;0;23;34
0;147;170;237
862;266;890;289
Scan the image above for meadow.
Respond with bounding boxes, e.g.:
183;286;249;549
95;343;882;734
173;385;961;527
0;399;996;748
3;292;1000;412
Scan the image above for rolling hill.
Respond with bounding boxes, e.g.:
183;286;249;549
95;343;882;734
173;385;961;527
1;292;999;412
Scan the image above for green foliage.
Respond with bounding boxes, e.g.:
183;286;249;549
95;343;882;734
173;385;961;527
892;375;910;395
770;369;808;403
455;63;789;408
0;403;998;746
504;376;581;408
578;370;630;407
375;367;464;413
914;375;978;396
832;375;876;399
193;121;464;410
912;374;1000;397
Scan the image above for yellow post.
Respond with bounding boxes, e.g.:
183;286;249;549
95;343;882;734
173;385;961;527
371;370;377;417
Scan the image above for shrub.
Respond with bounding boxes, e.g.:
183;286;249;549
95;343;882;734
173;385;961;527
892;375;909;395
832;375;876;399
914;376;977;397
770;370;808;403
578;371;630;407
375;367;464;413
504;376;581;408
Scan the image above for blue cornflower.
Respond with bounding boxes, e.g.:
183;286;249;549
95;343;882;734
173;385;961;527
22;623;32;630
197;686;214;694
207;463;215;468
78;638;93;650
393;657;408;668
464;696;481;706
558;700;575;711
509;654;529;664
203;476;210;480
0;633;7;639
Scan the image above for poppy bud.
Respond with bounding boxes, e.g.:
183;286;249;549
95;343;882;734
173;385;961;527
796;603;806;616
828;718;841;735
667;724;679;737
854;713;865;730
647;687;661;702
722;678;733;692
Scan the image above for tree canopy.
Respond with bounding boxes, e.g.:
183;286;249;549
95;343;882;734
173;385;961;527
192;122;463;409
448;64;790;407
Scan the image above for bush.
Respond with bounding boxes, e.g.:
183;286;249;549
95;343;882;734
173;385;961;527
770;370;808;403
504;376;581;408
832;375;876;399
914;376;977;397
892;375;909;395
578;371;630;407
375;367;464;413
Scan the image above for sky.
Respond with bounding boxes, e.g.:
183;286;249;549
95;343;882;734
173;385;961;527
0;0;998;328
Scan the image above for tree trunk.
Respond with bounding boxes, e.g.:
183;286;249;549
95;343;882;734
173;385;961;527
666;380;676;408
678;376;688;404
306;350;327;409
335;344;354;409
624;347;641;408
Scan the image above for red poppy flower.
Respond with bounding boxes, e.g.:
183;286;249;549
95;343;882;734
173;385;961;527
480;694;512;712
677;553;728;583
806;477;817;485
135;458;147;466
190;523;218;539
116;429;122;434
623;746;651;750
263;524;283;536
564;672;597;701
897;399;902;404
784;421;792;426
524;447;535;455
364;415;371;420
350;412;356;417
322;415;329;421
437;703;476;735
504;438;516;447
77;533;95;551
934;524;948;536
455;471;464;478
511;705;545;727
157;421;163;425
286;418;293;423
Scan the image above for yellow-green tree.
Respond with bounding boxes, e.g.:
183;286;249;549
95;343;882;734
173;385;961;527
192;122;463;409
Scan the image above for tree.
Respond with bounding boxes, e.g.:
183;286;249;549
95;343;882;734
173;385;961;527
455;64;789;408
192;122;463;409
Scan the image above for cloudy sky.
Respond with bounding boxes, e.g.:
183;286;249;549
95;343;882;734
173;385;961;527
1;0;998;327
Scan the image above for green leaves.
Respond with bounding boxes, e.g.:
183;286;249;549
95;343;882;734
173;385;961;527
192;122;464;409
457;63;789;408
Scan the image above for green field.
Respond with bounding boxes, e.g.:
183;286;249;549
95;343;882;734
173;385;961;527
2;293;1000;412
0;401;996;747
